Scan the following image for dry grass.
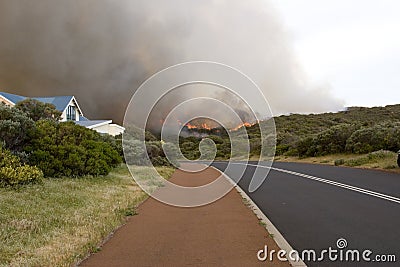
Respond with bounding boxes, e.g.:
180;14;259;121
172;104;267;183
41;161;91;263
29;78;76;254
0;164;175;267
275;150;400;174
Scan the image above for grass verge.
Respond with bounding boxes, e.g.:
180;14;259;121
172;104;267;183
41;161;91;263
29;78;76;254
0;164;175;267
275;150;400;173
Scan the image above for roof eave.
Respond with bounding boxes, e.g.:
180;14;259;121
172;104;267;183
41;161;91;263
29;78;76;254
85;120;113;129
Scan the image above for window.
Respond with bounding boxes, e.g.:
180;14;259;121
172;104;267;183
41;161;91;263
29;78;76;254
66;105;76;121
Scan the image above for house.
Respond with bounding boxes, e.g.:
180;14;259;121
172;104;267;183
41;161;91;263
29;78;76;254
0;92;125;136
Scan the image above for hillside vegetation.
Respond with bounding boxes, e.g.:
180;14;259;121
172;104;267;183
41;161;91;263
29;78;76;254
270;104;400;157
178;104;400;160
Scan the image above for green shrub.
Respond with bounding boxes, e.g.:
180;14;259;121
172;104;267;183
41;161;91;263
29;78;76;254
344;157;370;167
15;98;62;121
0;147;43;187
26;121;122;177
334;159;345;166
123;139;148;166
151;156;171;166
0;104;35;152
346;123;400;154
0;146;20;168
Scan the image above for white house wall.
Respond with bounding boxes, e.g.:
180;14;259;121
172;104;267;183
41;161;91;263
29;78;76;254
109;124;125;136
91;124;125;136
61;99;80;121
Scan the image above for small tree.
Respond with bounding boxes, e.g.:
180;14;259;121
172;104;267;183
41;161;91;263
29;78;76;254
0;103;35;151
15;98;62;121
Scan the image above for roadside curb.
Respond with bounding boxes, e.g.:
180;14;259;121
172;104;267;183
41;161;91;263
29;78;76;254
210;166;307;267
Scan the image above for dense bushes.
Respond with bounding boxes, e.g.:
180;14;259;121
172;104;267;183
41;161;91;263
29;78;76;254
0;104;35;151
334;150;396;169
0;102;123;179
123;139;179;167
270;104;400;157
15;98;62;121
25;121;122;177
175;105;400;160
178;135;231;160
345;123;400;154
290;122;400;157
294;124;358;157
0;146;43;186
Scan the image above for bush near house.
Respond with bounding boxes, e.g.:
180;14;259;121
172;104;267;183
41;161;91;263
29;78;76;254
25;120;122;177
0;103;35;152
0;146;43;187
15;98;62;121
0;103;123;180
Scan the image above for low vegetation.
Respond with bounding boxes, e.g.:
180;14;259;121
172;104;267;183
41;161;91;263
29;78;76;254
123;125;180;167
0;164;174;267
176;105;400;169
0;101;124;186
276;150;399;173
0;99;179;266
26;120;122;177
0;146;43;187
272;105;400;157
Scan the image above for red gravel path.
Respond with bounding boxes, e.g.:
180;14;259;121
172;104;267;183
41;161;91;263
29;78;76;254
80;166;290;267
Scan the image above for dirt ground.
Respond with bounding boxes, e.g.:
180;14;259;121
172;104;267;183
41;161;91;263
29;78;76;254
80;166;290;267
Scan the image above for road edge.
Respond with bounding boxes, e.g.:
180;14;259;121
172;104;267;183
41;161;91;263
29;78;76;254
210;166;307;267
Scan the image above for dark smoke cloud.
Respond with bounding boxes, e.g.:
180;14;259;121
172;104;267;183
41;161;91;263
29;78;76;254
0;0;344;125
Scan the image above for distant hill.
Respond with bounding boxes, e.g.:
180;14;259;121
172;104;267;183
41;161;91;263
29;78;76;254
177;104;400;159
272;104;400;138
254;104;400;156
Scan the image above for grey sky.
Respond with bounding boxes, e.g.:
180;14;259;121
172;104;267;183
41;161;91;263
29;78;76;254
0;0;396;125
271;0;400;107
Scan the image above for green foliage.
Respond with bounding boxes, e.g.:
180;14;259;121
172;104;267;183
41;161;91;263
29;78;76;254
0;146;43;187
15;98;62;121
265;105;400;157
0;104;35;151
161;142;181;166
123;139;179;167
293;124;359;157
0;146;20;169
336;150;395;167
270;104;400;157
345;123;400;154
26;121;122;177
175;104;400;160
334;159;345;166
123;140;148;166
178;133;232;160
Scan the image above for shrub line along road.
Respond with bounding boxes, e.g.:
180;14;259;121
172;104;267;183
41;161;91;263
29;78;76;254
211;161;400;267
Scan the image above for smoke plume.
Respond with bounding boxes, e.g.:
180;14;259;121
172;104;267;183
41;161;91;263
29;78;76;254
0;0;344;125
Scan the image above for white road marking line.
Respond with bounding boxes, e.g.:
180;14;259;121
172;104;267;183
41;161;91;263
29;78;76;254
229;162;400;204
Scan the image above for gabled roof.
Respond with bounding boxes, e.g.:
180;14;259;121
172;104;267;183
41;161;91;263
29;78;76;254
0;92;80;114
33;96;74;112
79;115;89;121
0;92;25;103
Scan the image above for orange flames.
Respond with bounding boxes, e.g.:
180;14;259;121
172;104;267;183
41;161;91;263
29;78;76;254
183;121;255;131
185;122;213;130
231;122;255;131
165;118;256;131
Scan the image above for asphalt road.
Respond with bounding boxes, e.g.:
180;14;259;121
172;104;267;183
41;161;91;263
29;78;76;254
211;161;400;267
